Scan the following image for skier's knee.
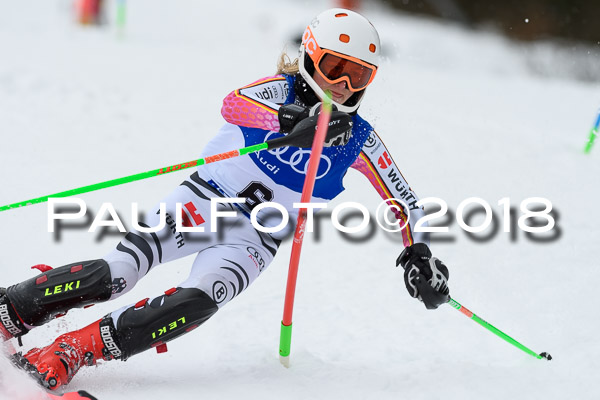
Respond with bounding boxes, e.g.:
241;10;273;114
182;270;252;307
105;260;139;298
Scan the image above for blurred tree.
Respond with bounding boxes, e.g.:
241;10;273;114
336;0;362;10
381;0;599;43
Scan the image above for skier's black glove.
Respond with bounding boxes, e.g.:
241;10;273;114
320;110;353;147
278;104;310;134
396;243;450;310
277;103;353;148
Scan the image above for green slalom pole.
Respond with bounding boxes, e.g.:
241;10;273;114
448;297;552;360
583;110;600;154
0;143;267;213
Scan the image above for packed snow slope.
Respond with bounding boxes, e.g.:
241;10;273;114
1;0;599;399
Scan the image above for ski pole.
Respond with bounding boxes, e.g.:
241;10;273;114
583;109;600;154
0;125;320;213
279;94;332;367
448;297;552;360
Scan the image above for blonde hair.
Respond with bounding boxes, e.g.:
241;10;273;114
276;52;299;75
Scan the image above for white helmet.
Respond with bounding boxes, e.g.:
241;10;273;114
299;8;381;113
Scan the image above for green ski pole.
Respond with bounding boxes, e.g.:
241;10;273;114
0;122;326;213
0;143;265;212
448;297;552;360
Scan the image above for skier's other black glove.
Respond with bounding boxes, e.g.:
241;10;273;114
320;111;353;147
396;243;450;310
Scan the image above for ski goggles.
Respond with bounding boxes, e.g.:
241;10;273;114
303;27;377;92
315;51;377;92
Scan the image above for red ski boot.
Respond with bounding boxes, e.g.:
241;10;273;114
14;318;118;390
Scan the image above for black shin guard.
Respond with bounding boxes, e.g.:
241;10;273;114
7;260;113;326
1;288;29;338
109;287;218;360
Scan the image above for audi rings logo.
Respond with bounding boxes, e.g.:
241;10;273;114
265;132;332;179
247;246;265;272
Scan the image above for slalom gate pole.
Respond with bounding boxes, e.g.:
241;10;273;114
279;95;332;367
583;109;600;154
448;297;552;360
0;143;268;212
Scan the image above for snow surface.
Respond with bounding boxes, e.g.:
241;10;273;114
1;0;599;399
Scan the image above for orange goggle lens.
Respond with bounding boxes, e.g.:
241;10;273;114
316;52;376;92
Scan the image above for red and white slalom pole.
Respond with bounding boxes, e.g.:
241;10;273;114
279;95;332;367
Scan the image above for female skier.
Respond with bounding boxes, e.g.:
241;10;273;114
0;8;450;391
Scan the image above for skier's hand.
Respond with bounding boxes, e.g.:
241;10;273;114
278;104;310;134
396;243;450;309
275;103;352;148
321;110;353;147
